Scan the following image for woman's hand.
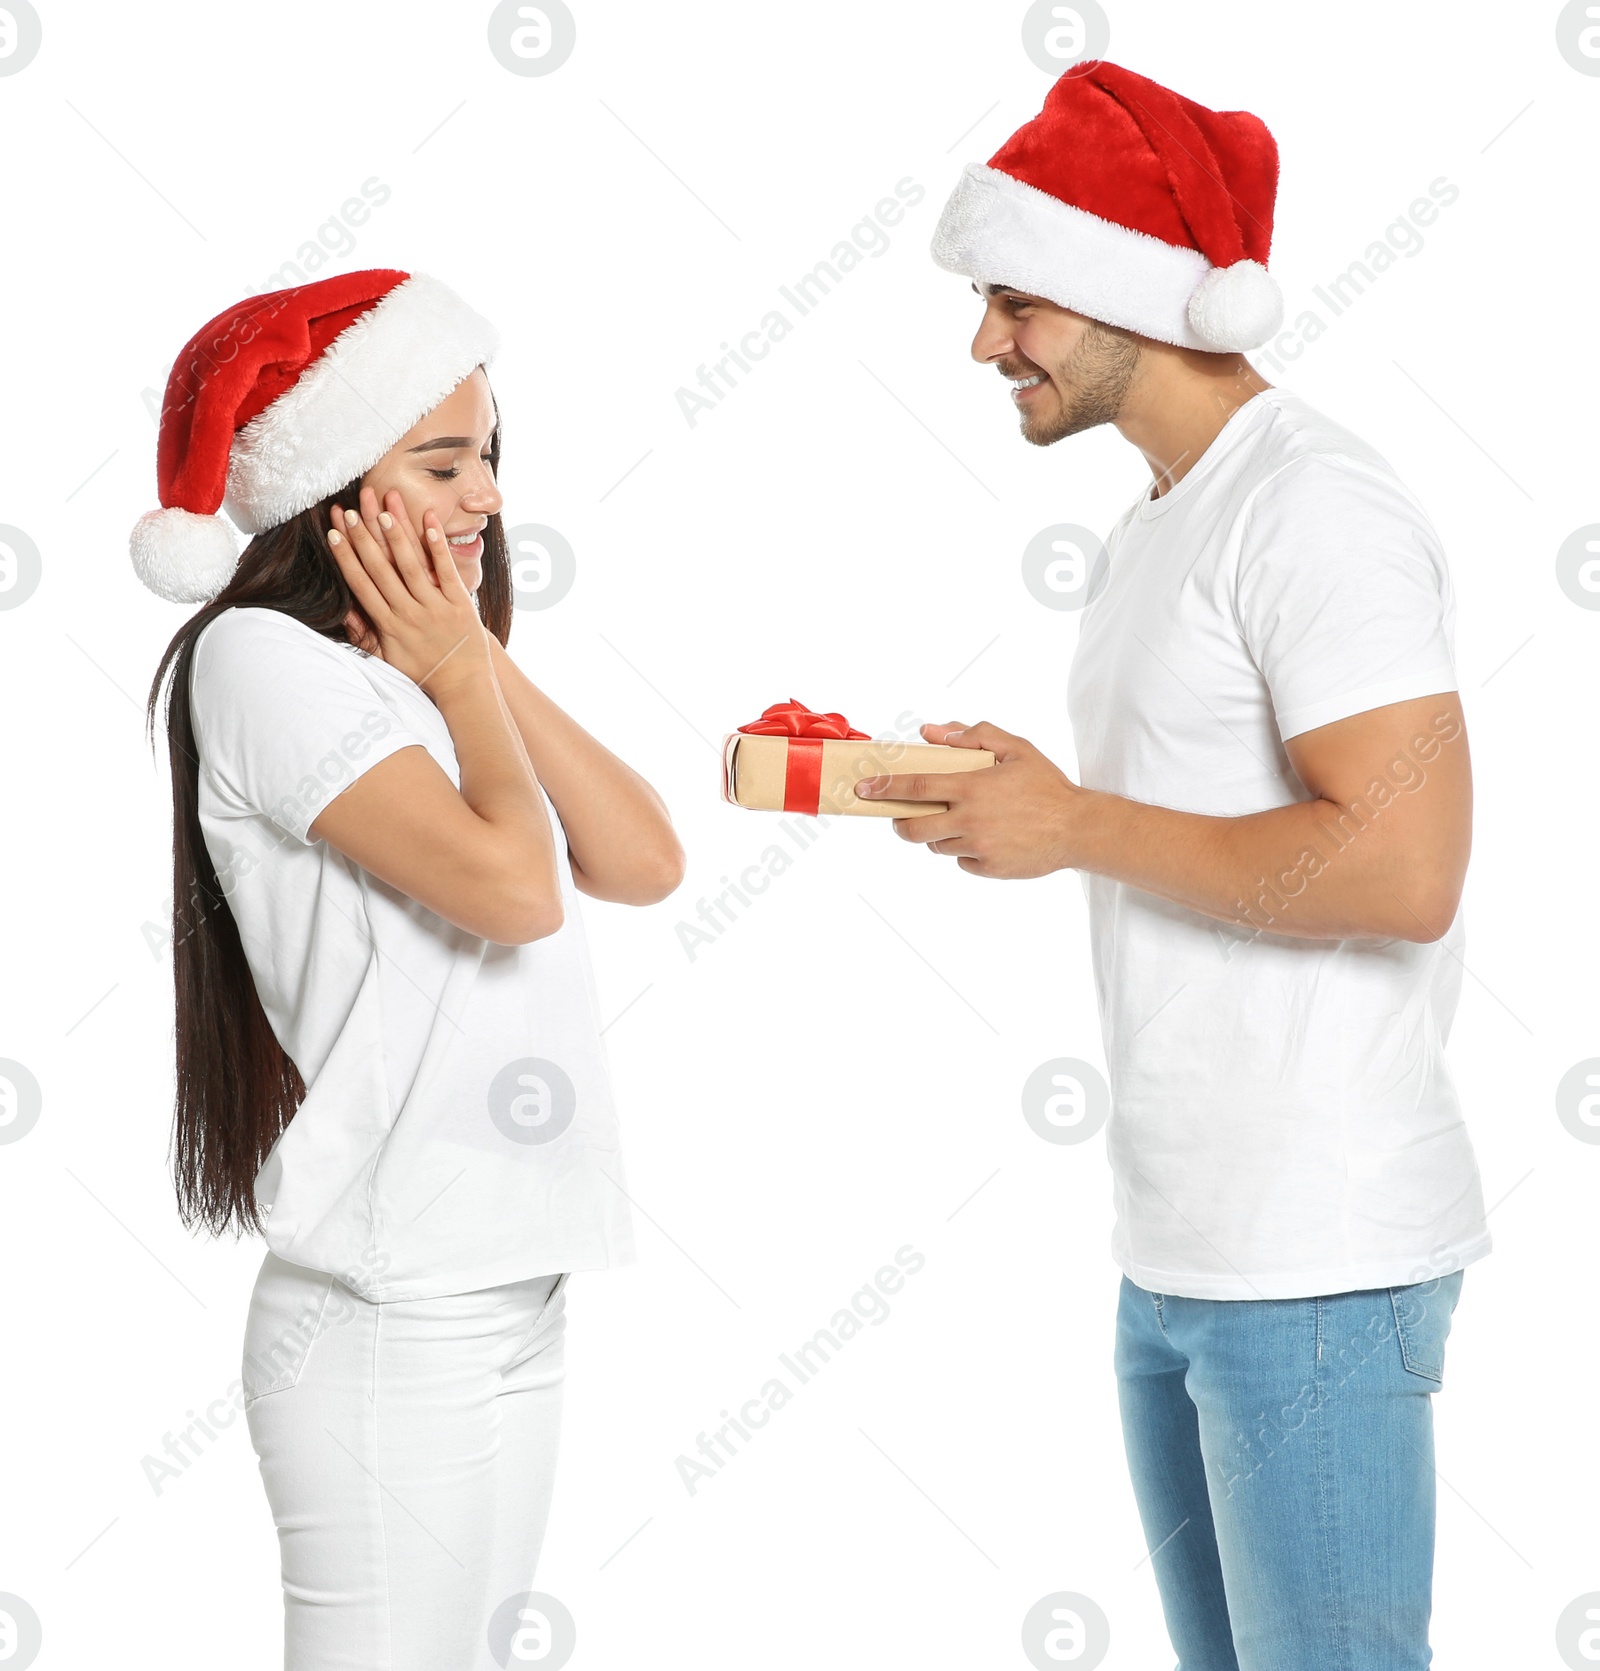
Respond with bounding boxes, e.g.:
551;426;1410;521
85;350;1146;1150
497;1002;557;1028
326;485;491;700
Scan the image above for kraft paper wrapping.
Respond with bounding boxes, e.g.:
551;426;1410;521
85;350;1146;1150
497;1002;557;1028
721;733;995;819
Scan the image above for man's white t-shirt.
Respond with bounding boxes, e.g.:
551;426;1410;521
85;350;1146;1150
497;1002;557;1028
189;607;636;1301
1065;386;1491;1301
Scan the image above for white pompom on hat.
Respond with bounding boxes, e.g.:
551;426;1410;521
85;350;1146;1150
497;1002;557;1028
932;60;1284;353
131;269;499;603
129;507;241;606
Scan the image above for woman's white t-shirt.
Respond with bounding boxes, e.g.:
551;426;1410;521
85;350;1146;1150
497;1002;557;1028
189;606;636;1300
1066;386;1491;1301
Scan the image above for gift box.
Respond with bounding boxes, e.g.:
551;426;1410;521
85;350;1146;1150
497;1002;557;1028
721;699;995;819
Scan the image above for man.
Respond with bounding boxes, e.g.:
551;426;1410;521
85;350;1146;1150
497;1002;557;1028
855;61;1491;1670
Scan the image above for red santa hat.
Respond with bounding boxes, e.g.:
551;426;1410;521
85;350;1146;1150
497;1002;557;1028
131;269;499;603
932;61;1283;353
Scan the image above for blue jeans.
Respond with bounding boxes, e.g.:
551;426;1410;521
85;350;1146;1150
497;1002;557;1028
1114;1269;1464;1671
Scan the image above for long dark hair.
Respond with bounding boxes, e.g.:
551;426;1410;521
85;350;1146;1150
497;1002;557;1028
145;426;512;1238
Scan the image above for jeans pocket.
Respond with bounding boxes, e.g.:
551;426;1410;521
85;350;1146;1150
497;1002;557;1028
1388;1268;1464;1385
241;1257;341;1406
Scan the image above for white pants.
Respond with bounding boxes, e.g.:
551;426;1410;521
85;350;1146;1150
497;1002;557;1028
242;1251;568;1670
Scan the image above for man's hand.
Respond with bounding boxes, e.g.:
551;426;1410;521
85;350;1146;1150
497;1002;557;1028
858;695;1471;940
855;719;1091;879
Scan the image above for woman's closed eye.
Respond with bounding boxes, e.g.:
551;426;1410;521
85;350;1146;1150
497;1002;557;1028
427;453;495;481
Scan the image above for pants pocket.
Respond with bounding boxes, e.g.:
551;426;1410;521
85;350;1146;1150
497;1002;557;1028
241;1255;341;1406
505;1270;570;1363
1387;1268;1463;1385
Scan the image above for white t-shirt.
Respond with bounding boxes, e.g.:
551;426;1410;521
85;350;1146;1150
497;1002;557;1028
1066;386;1491;1301
188;606;635;1300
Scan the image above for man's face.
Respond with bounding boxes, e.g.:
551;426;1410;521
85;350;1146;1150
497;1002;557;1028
969;283;1141;447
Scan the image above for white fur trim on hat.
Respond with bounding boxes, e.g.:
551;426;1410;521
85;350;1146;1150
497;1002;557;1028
931;163;1283;353
222;273;500;534
130;507;242;604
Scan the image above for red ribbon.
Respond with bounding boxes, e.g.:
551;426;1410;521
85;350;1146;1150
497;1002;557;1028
737;698;871;816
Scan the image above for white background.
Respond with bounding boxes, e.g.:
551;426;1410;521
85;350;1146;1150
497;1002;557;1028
1;1;1596;1666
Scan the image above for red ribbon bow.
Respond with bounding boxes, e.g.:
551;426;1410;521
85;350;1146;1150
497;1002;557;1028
737;698;871;815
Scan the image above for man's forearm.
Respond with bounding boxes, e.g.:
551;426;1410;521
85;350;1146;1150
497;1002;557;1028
1071;789;1454;943
487;635;684;903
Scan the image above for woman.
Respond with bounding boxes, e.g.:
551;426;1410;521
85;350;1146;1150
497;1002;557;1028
136;269;683;1669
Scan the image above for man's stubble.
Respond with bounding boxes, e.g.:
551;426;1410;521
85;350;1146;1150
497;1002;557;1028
1022;320;1143;448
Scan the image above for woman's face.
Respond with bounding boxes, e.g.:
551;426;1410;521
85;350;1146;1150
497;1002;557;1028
360;366;503;593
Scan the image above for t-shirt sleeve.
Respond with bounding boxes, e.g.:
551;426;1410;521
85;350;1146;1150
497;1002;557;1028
189;608;428;843
1233;456;1458;743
